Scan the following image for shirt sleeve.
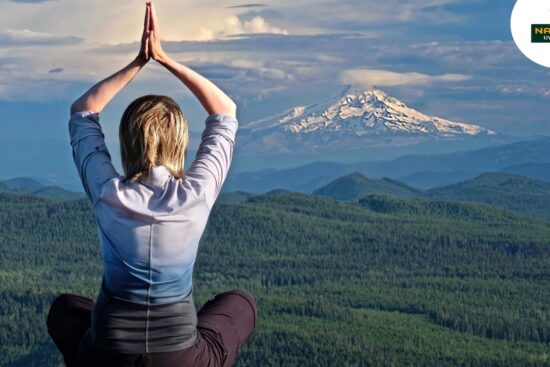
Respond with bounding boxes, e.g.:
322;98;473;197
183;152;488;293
184;113;238;210
68;111;120;207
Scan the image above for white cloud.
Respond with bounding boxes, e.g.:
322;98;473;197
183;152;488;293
227;58;294;80
0;1;293;45
340;68;470;87
0;28;82;46
9;0;53;3
0;0;548;138
226;3;268;9
197;15;288;41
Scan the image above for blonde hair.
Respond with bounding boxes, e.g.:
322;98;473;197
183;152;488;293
119;95;189;183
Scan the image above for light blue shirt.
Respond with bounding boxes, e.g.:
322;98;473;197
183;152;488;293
69;111;238;305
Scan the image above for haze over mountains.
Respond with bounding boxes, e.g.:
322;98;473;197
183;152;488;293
0;177;83;201
0;87;547;193
4;134;550;222
227;87;548;192
500;162;550;183
224;137;550;193
7;166;550;221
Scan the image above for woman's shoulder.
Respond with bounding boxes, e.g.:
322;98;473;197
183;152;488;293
97;175;209;216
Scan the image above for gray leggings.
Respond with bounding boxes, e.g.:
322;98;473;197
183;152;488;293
47;289;258;367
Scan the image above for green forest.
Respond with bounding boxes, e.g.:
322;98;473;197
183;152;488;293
0;190;550;366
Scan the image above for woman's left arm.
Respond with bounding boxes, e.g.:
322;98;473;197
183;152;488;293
70;2;152;115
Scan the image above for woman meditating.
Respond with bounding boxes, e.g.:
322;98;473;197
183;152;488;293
46;2;257;366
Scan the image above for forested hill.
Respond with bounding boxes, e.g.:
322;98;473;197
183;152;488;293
1;191;550;366
313;171;420;200
0;178;83;201
312;171;550;220
426;172;550;219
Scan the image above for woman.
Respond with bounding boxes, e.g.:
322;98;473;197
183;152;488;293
46;2;257;366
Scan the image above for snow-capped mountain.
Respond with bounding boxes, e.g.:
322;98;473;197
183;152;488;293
237;86;500;156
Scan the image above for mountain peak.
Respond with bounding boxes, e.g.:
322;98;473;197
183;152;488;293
243;86;497;140
338;84;389;98
2;177;44;192
313;170;419;201
236;87;504;157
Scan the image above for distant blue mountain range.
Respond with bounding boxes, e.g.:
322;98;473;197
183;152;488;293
3;137;549;208
0;177;83;201
224;137;550;193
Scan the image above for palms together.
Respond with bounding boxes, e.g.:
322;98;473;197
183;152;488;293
138;1;166;64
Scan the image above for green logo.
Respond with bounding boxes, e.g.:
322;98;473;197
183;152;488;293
532;24;550;43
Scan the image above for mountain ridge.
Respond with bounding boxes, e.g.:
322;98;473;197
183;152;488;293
311;171;550;220
0;177;83;201
224;137;550;193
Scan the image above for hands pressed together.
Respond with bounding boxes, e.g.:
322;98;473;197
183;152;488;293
135;1;237;116
70;1;236;116
137;1;166;65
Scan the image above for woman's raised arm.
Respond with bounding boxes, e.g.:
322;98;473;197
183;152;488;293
147;2;237;117
70;2;153;115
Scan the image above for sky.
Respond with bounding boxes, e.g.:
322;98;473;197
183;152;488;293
0;0;549;185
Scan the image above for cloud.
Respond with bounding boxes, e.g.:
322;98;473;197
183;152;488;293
0;62;77;101
226;3;267;8
9;0;52;3
228;58;294;80
184;59;291;82
197;15;288;40
340;69;471;87
0;0;548;137
0;28;82;46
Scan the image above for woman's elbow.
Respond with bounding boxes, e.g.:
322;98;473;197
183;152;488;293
70;102;80;116
70;99;88;115
70;100;101;116
226;101;237;117
220;99;237;118
211;100;237;117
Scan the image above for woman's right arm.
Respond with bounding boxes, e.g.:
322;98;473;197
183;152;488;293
148;2;237;117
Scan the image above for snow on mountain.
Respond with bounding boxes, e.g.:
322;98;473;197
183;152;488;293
243;86;497;138
237;86;500;156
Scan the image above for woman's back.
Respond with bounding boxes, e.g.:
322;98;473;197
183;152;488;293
83;112;238;305
97;165;206;304
68;109;238;355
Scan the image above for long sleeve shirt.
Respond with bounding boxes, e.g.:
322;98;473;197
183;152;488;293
68;111;238;305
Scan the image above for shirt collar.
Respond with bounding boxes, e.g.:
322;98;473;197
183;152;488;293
141;165;172;188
